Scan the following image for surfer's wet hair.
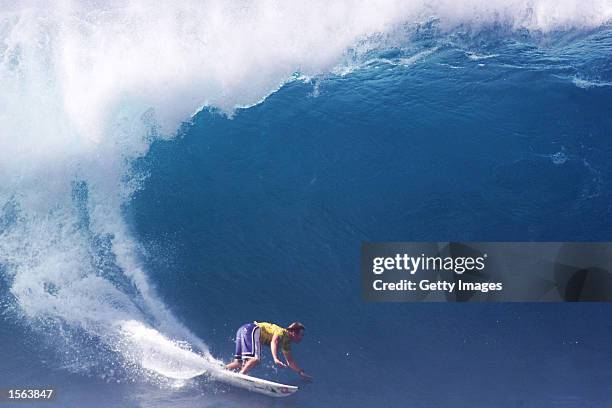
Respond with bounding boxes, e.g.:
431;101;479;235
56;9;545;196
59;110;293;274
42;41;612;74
287;322;305;333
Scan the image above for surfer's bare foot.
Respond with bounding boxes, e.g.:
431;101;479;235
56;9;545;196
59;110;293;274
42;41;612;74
225;360;241;371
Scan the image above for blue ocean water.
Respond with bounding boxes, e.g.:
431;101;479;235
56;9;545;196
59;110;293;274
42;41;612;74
1;3;612;407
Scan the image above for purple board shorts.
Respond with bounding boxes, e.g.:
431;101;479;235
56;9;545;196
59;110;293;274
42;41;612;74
234;322;261;360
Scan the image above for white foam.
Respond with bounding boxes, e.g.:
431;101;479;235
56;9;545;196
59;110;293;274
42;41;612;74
572;77;612;88
118;320;215;379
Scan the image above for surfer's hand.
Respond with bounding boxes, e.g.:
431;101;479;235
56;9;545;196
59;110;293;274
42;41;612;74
274;359;287;368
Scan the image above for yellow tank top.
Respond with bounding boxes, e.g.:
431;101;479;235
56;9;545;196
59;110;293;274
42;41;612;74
255;322;292;352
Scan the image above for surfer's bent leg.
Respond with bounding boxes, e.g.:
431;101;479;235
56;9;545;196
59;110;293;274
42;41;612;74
225;323;249;370
239;356;259;374
235;323;261;374
226;323;261;372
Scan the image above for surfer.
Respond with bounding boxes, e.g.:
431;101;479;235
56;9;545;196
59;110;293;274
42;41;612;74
224;321;312;380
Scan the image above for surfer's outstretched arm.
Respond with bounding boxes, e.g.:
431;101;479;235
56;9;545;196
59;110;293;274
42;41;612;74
283;351;313;380
271;334;288;368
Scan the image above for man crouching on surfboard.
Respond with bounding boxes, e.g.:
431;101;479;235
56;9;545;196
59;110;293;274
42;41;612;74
224;321;312;380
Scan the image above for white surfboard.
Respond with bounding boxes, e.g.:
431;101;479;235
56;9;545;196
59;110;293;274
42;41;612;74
209;370;298;397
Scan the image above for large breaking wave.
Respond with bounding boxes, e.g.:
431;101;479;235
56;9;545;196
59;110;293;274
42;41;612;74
0;0;610;382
